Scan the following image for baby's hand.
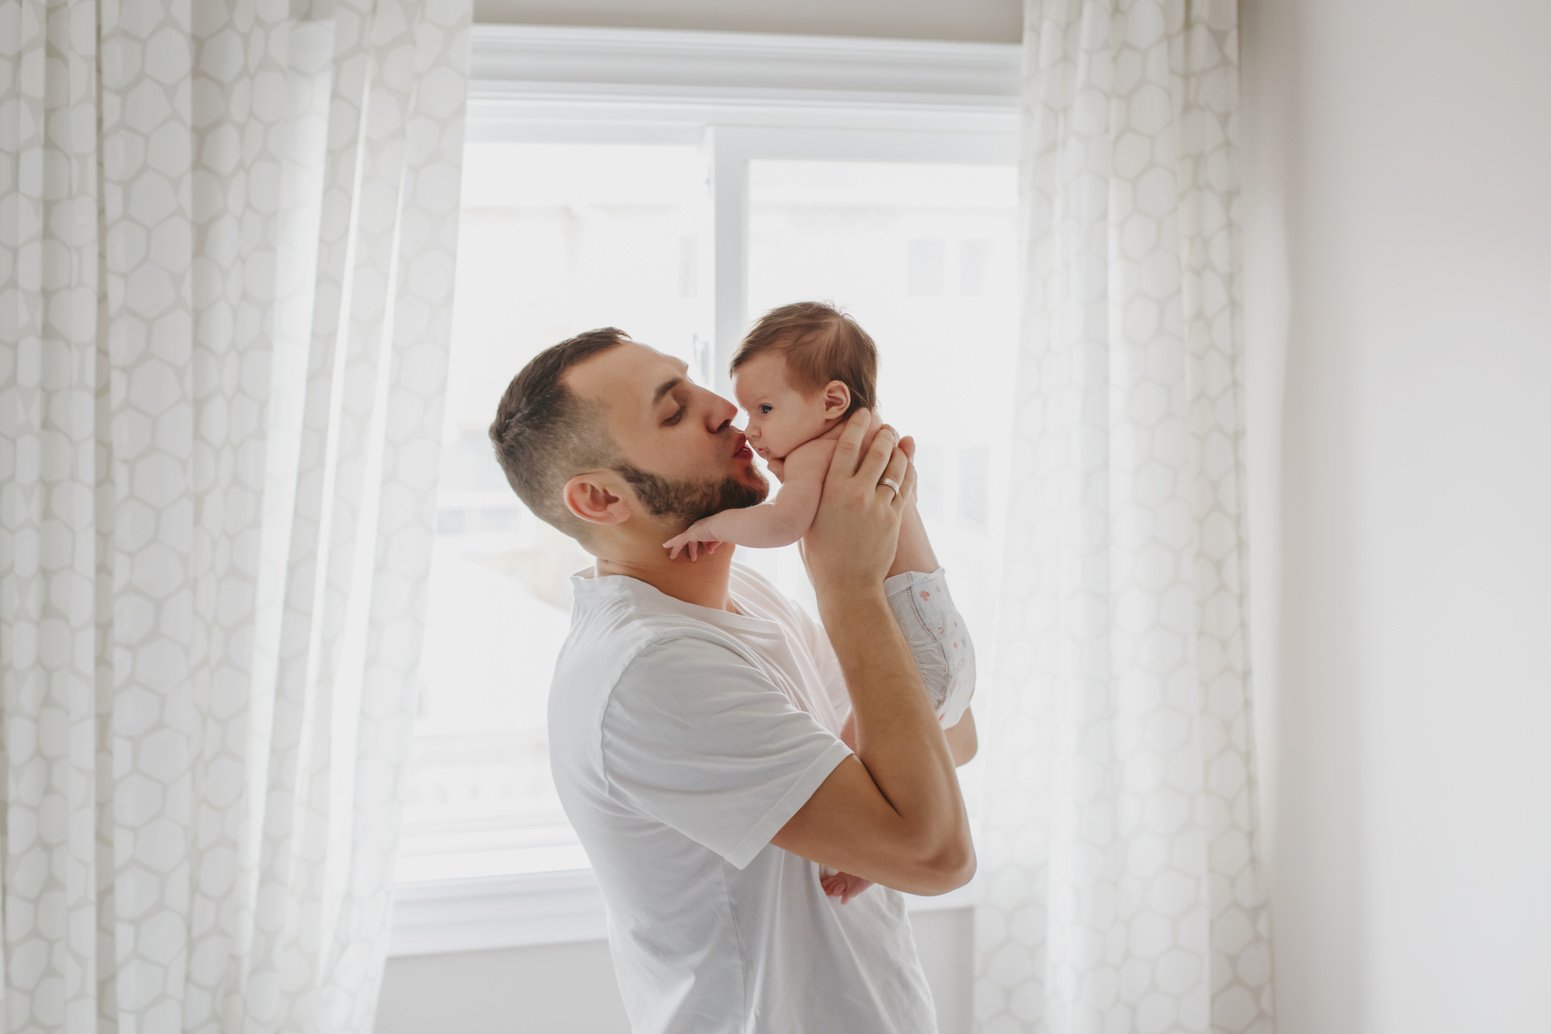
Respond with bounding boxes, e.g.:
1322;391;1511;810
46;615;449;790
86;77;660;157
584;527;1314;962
821;870;875;904
663;520;723;561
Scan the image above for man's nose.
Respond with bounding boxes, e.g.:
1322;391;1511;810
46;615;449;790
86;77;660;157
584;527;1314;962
703;391;738;430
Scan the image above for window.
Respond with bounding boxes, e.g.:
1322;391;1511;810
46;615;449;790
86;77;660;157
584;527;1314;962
389;25;1021;954
396;141;710;882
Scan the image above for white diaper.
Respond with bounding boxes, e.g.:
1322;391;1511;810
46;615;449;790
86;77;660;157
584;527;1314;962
882;567;975;729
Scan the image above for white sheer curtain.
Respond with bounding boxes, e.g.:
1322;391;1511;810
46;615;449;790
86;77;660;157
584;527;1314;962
974;1;1275;1032
0;1;469;1030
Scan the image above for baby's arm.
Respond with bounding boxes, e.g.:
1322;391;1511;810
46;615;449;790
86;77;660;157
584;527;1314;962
663;440;833;558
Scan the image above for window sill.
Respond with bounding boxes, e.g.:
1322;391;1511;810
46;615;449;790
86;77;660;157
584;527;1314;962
387;866;987;958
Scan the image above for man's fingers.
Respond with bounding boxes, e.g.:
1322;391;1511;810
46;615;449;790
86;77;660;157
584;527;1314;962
889;459;918;511
825;407;873;480
855;423;898;487
873;436;908;503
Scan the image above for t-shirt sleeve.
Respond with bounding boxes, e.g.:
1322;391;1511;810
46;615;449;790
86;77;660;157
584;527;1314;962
600;634;854;870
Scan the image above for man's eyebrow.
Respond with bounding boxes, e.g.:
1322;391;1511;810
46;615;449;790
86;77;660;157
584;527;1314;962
651;360;692;406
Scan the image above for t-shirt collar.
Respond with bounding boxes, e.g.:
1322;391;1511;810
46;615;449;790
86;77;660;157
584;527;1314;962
571;566;782;637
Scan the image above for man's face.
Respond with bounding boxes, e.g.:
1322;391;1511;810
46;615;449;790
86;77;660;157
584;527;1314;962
565;340;768;522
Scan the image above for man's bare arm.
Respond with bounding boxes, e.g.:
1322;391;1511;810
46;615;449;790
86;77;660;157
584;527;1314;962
771;413;974;893
944;707;977;764
838;705;976;765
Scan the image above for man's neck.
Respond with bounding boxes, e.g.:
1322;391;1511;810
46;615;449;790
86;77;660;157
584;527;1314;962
594;548;738;613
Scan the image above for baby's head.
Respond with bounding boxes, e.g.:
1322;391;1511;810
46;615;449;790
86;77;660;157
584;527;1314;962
730;302;878;461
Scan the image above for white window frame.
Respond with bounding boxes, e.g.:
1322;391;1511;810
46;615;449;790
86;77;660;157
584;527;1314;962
389;23;1020;958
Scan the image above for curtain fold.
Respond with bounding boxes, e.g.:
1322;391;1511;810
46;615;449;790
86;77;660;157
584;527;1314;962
0;1;470;1030
974;1;1275;1031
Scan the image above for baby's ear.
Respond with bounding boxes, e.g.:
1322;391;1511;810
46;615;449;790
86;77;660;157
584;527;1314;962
821;380;851;419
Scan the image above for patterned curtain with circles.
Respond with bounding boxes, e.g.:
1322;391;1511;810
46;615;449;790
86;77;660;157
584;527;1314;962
0;1;469;1030
973;1;1275;1032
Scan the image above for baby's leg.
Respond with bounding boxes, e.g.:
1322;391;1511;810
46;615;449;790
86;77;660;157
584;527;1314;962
883;567;976;728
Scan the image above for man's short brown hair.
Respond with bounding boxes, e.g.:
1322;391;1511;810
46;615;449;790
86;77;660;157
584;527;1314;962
730;302;877;417
488;328;628;540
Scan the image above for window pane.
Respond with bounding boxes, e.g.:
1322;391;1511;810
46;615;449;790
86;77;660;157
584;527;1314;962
396;141;709;883
743;158;1020;821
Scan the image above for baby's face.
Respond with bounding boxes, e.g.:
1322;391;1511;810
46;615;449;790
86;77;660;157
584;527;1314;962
732;353;833;461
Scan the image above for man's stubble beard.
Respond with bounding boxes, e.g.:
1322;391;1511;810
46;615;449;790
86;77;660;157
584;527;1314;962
615;463;768;524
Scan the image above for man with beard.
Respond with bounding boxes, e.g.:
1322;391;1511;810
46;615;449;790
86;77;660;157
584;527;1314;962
488;328;977;1034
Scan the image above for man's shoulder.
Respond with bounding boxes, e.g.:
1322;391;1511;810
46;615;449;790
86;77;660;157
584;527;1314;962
550;605;761;762
560;585;759;687
591;627;780;742
728;562;793;607
729;565;820;637
559;604;733;675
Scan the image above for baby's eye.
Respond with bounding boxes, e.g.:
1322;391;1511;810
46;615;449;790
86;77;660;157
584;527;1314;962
758;404;773;415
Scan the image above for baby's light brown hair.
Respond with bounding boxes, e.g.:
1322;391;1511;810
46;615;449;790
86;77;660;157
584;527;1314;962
730;302;878;418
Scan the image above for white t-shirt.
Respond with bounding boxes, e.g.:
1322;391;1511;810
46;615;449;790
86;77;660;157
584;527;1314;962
548;563;940;1034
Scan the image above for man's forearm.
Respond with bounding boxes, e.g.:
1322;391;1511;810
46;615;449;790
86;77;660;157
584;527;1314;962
945;708;977;764
837;706;975;764
819;588;970;853
886;500;940;579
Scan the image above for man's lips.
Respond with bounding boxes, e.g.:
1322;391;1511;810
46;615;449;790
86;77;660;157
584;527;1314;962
732;433;753;459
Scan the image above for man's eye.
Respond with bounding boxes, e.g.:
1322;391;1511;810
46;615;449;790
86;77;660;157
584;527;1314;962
759;404;773;415
664;409;684;426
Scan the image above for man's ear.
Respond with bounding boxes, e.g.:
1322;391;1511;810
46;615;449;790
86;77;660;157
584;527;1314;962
563;472;632;528
820;380;852;419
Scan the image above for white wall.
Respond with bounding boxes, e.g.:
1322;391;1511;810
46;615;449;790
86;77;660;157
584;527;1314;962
1242;2;1551;1033
377;908;973;1033
473;0;1020;43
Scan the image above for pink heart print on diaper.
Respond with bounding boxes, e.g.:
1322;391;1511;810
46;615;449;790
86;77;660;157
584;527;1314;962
920;590;930;600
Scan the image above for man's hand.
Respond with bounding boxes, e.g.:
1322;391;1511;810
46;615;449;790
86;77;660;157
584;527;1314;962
801;409;915;600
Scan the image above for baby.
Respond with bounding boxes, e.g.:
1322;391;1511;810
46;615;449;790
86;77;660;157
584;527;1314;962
664;302;977;904
663;301;975;754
